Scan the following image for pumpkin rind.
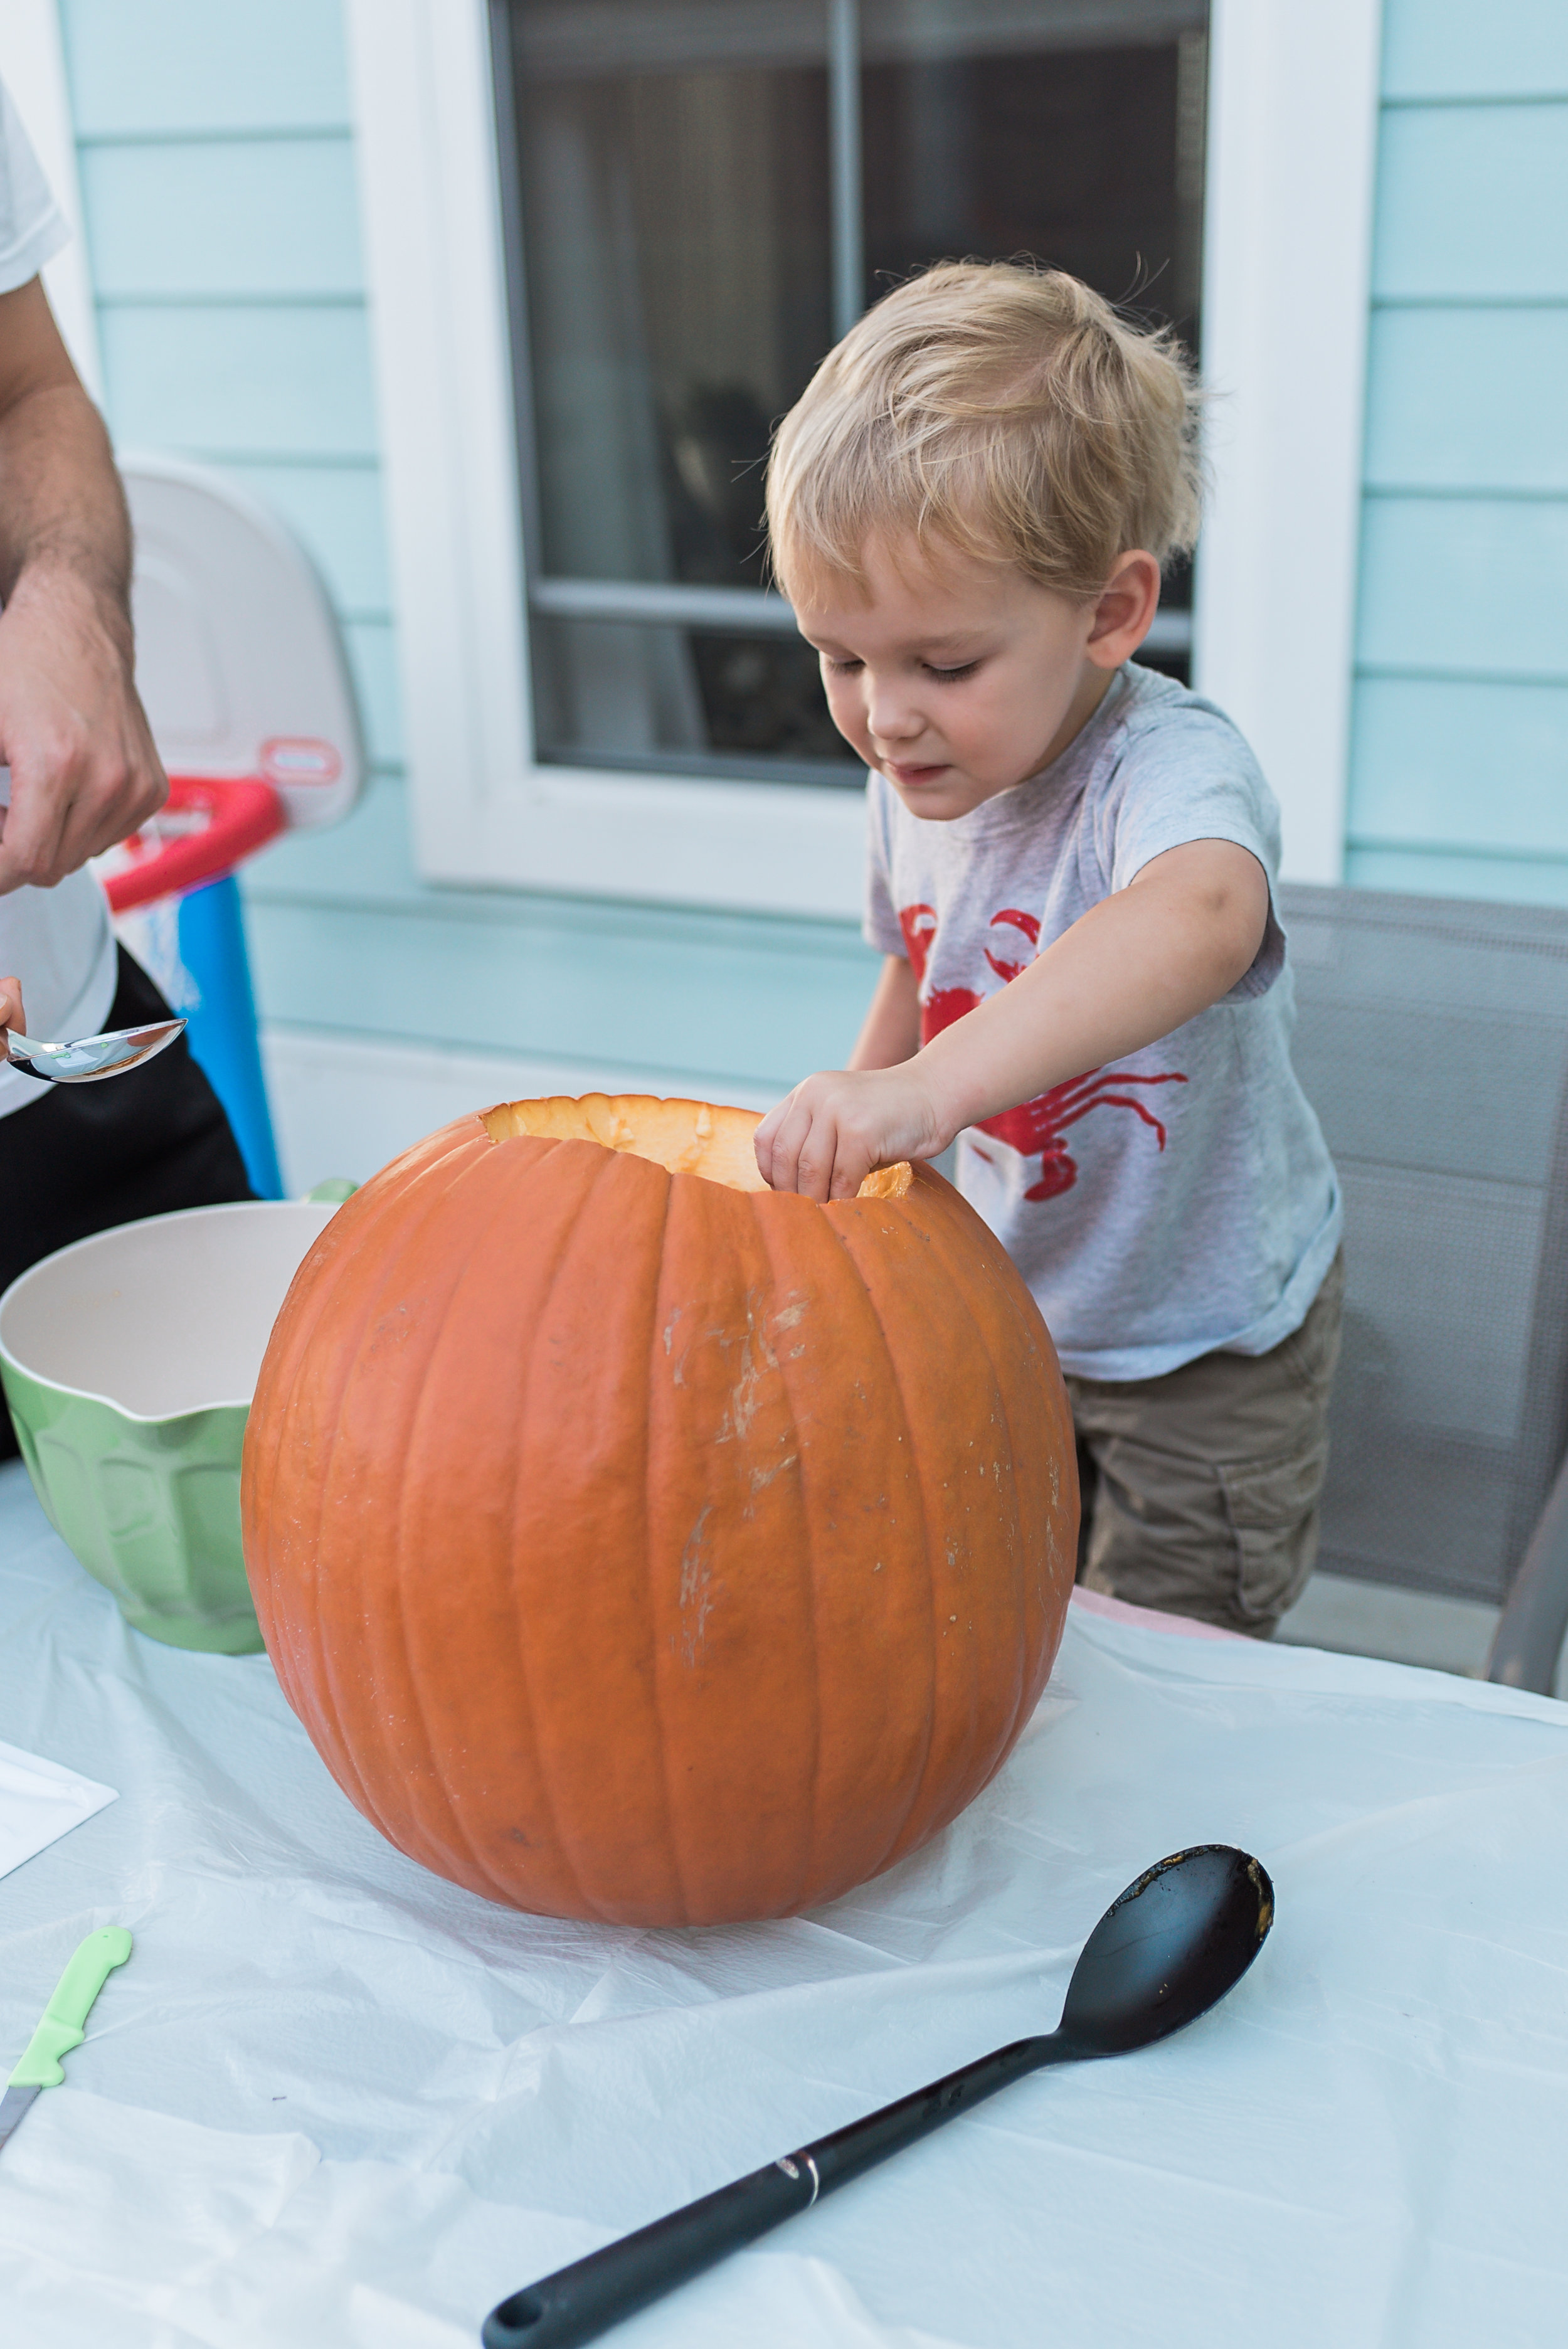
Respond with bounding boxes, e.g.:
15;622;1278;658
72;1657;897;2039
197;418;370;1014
241;1100;1078;1924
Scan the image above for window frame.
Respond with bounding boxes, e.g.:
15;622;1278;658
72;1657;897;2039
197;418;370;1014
345;0;1381;911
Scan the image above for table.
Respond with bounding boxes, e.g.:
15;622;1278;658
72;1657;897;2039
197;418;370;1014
1;1456;1565;2348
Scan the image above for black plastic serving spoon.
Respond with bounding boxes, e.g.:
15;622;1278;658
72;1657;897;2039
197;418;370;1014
481;1844;1274;2349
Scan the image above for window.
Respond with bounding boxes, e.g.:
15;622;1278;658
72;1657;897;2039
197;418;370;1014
346;0;1382;909
494;0;1208;790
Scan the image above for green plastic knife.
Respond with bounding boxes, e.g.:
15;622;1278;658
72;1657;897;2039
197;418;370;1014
0;1927;132;2153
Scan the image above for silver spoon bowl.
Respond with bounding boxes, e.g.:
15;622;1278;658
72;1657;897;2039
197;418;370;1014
7;1018;187;1084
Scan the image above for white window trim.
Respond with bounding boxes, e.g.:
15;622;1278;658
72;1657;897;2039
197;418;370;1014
1194;0;1383;886
6;0;103;400
347;0;1382;913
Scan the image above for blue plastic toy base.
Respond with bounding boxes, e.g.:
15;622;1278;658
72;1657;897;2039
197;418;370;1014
176;875;283;1200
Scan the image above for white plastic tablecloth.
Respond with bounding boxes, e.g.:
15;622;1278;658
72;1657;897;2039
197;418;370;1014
3;1456;1567;2349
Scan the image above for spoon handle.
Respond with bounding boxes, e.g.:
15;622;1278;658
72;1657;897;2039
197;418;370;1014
480;2032;1066;2349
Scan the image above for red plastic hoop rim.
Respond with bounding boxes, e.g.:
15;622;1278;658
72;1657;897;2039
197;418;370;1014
103;775;285;913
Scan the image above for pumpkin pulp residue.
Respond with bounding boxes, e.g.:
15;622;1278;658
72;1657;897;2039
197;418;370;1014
480;1093;913;1201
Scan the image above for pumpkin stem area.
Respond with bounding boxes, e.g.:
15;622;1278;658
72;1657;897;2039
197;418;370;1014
480;1094;913;1201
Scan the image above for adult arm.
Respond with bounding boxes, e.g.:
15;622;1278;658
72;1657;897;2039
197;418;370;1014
0;277;165;893
754;837;1269;1200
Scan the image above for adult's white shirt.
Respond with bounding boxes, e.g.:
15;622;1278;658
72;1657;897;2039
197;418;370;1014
0;76;119;1120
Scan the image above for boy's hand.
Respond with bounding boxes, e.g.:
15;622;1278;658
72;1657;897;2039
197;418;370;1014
754;1064;951;1201
0;975;26;1061
760;840;1269;1205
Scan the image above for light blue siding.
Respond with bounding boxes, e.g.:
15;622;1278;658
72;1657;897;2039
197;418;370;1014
247;773;420;904
1382;0;1568;101
339;621;403;768
247;857;875;1090
80;141;364;299
61;0;351;136
99;306;378;459
1347;846;1568;911
57;0;871;1095
243;770;874;1083
1372;104;1568;302
1350;679;1568;854
1357;500;1568;678
66;0;1565;1036
1348;6;1568;907
1364;309;1568;491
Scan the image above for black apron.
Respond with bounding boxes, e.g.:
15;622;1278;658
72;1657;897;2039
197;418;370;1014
0;945;255;1458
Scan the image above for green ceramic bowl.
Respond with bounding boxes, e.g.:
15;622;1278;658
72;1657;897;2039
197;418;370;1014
0;1199;344;1653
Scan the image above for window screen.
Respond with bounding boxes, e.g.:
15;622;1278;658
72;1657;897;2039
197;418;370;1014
494;0;1208;786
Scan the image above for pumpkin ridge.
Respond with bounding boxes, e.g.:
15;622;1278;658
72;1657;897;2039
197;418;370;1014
310;1140;503;1853
247;1135;491;1819
497;1141;640;1918
639;1162;703;1925
244;1166;382;1662
520;1138;714;1921
392;1147;577;1903
321;1139;519;1843
736;1192;826;1914
823;1174;1058;1871
895;1180;1034;1773
649;1166;802;1918
906;1176;1073;1758
921;1183;1075;1620
814;1199;941;1885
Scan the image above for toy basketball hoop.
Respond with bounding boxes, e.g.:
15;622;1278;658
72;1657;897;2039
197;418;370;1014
93;455;366;1197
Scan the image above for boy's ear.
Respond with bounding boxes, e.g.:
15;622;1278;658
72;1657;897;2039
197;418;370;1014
1084;550;1162;669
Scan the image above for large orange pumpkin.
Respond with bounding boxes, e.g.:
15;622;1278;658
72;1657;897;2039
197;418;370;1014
242;1096;1078;1925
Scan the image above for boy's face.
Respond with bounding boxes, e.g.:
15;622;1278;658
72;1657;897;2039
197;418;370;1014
792;534;1156;821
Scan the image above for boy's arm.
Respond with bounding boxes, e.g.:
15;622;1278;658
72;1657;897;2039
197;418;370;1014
847;954;921;1070
754;838;1268;1201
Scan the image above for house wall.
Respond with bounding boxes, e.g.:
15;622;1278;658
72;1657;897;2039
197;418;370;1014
53;0;877;1186
45;0;1568;1181
1347;0;1568;904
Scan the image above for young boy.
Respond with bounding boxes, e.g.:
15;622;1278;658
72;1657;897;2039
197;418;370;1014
753;262;1342;1638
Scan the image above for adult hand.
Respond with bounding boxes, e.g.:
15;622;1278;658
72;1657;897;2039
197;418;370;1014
0;277;167;896
0;974;26;1060
753;1063;951;1201
0;565;166;893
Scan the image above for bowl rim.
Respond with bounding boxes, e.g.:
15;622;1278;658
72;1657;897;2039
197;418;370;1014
0;1197;341;1423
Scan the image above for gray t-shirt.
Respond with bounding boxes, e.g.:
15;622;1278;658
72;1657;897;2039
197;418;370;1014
864;661;1342;1381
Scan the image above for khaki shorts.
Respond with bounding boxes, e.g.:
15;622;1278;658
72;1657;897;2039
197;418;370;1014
1064;1248;1344;1638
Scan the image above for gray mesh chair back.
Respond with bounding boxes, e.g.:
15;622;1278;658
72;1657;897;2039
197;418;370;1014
1279;884;1568;1683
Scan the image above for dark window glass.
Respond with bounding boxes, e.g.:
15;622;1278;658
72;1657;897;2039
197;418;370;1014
861;4;1205;350
496;0;1208;781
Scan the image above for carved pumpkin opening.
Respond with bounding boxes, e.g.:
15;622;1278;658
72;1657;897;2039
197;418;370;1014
479;1092;912;1200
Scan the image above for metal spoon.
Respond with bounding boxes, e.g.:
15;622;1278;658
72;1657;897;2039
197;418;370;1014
481;1844;1274;2349
0;765;185;1083
6;1017;186;1084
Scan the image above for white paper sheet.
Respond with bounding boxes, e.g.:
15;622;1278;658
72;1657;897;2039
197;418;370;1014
2;1457;1567;2348
0;1735;116;1881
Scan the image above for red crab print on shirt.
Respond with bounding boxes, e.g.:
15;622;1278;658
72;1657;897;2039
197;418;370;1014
898;903;1188;1201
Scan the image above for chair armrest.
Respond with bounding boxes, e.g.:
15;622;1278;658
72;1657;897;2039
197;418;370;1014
1488;1448;1568;1692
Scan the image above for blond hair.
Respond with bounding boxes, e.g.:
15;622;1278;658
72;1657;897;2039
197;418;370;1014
766;262;1202;606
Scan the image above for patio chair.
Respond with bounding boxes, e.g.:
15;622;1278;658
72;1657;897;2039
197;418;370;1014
1279;883;1568;1694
